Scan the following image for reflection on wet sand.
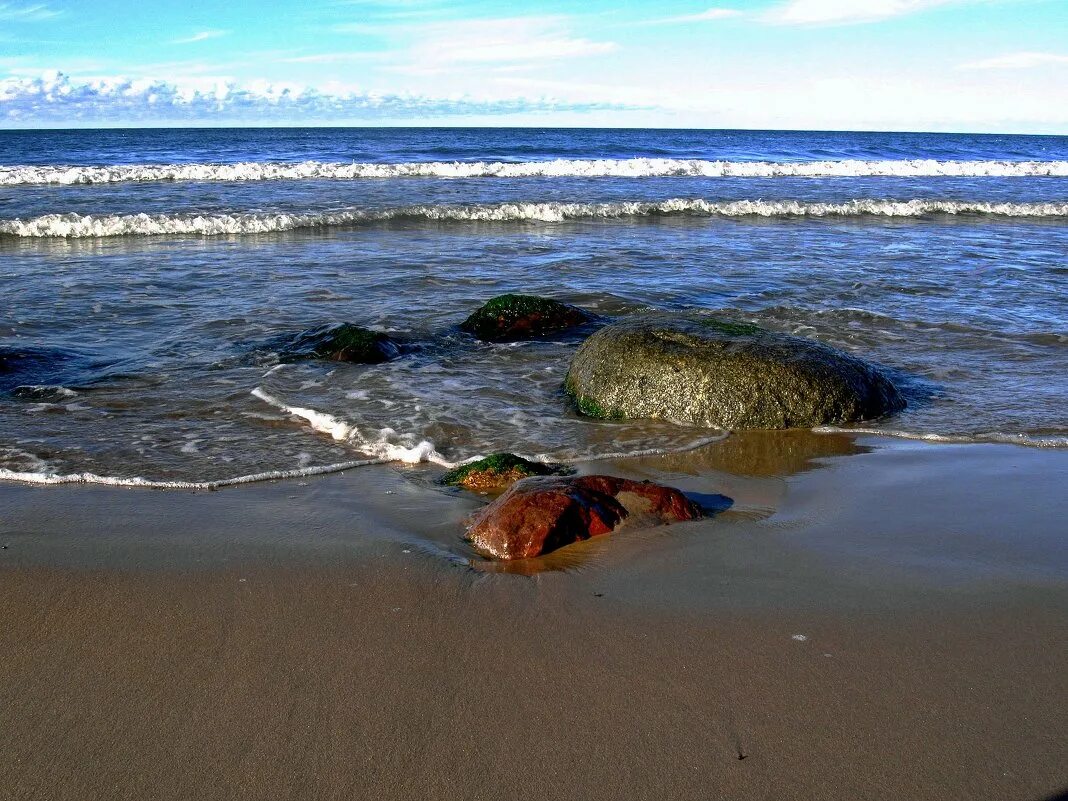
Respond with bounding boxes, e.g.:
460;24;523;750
621;429;872;478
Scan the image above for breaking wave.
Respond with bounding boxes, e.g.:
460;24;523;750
2;158;1067;185
4;198;1067;238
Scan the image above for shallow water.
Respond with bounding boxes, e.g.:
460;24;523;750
2;128;1066;484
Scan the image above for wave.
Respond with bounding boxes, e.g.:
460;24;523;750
2;158;1067;185
0;457;397;489
3;198;1066;238
3;423;1061;491
250;387;454;466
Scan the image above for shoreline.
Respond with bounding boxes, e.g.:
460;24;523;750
3;432;1067;800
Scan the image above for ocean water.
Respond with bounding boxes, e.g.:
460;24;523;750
1;127;1066;487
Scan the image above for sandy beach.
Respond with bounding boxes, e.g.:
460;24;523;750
2;432;1066;801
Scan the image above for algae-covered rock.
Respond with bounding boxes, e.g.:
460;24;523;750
283;323;400;364
441;453;571;491
460;294;592;342
565;313;904;430
465;474;702;560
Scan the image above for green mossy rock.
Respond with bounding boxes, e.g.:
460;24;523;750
565;313;905;430
441;453;572;491
284;324;400;364
460;294;592;342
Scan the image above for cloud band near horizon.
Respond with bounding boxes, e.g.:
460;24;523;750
0;72;632;126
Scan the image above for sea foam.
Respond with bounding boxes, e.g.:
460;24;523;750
2;158;1067;185
3;198;1066;238
251;387;452;466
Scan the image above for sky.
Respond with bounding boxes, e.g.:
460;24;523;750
0;0;1066;131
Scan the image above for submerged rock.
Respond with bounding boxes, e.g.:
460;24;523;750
460;294;593;342
441;453;572;492
565;313;905;429
282;323;400;364
466;474;702;560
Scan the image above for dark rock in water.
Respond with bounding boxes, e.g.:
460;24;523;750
565;313;905;429
466;474;702;560
283;323;400;364
441;453;573;492
460;294;593;342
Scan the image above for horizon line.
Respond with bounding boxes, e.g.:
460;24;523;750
1;123;1066;138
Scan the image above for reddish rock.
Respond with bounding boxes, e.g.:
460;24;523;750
465;474;702;560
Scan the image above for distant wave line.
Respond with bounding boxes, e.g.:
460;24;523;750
2;198;1066;238
2;158;1068;185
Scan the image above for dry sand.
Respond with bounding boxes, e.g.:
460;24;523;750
1;432;1066;801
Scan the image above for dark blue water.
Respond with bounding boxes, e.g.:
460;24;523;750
1;128;1066;485
4;127;1068;164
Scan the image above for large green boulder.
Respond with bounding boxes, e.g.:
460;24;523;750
565;314;905;429
460;294;592;342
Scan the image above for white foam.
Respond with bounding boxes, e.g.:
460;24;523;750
4;198;1065;238
251;387;353;440
814;426;1068;448
12;384;78;399
0;458;389;489
250;387;453;466
2;158;1067;185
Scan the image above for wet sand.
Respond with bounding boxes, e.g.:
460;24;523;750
1;432;1067;801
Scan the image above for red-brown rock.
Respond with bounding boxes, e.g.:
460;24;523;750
465;474;702;560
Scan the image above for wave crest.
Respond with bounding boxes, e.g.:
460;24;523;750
3;198;1065;238
2;158;1067;185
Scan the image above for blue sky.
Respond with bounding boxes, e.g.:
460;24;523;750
1;0;1066;131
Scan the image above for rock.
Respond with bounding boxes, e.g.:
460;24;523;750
460;294;592;342
441;453;572;492
565;313;905;429
466;474;702;560
282;323;399;364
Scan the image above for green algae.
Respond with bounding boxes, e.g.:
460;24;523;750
441;452;571;489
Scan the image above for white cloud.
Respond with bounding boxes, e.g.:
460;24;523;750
0;71;630;125
0;2;60;21
765;0;959;25
279;52;385;64
172;30;229;45
652;7;743;24
340;15;616;71
959;51;1068;70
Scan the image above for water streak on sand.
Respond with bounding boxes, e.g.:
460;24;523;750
814;426;1068;448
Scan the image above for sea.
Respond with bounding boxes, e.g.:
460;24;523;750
1;127;1066;487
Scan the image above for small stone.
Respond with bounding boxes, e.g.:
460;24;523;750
460;294;593;342
282;323;400;364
